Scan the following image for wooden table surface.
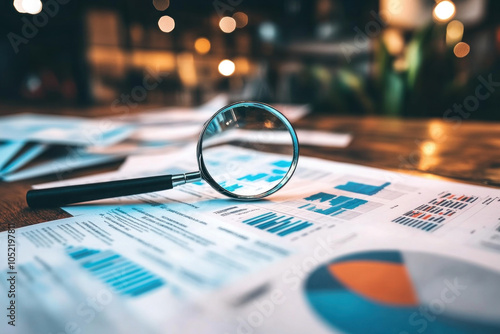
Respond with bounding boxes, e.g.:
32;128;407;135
1;105;500;232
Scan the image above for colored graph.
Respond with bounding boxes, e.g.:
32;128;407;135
202;158;291;194
237;169;286;183
391;192;478;232
66;246;164;297
286;191;383;220
305;250;500;334
300;192;368;217
331;176;411;200
335;181;390;196
241;212;313;237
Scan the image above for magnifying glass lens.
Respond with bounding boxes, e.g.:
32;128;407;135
26;102;299;208
200;102;298;199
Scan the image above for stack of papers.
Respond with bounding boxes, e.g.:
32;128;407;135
0;97;354;183
1;145;500;333
0;114;135;182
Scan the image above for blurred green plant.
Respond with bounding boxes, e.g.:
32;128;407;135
300;23;499;119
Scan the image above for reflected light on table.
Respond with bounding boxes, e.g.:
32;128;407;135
419;140;439;172
428;121;447;141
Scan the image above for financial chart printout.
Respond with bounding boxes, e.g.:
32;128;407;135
2;146;500;334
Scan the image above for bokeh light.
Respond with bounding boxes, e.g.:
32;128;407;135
153;0;169;11
13;0;25;13
219;17;236;33
453;42;470;58
218;59;235;76
233;12;248;29
383;29;405;55
259;22;277;41
158;15;175;33
194;37;211;54
234;57;250;75
19;0;42;15
446;20;464;46
433;1;456;22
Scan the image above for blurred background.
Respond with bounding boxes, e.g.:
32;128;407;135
0;0;499;119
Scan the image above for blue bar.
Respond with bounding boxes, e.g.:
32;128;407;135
278;222;313;236
266;175;283;182
113;272;152;290
238;173;268;182
255;216;289;230
66;247;165;298
105;268;144;284
82;254;121;269
331;209;346;217
305;192;336;203
268;220;302;233
96;262;136;279
335;181;390;196
127;279;164;297
243;212;276;225
68;248;99;260
272;160;291;168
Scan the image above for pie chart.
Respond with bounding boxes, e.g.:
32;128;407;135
305;250;500;334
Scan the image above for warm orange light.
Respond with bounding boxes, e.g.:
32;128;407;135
454;42;470;58
194;37;211;54
433;1;455;22
421;141;437;155
233;12;248;28
219;16;236;33
446;20;464;46
234;57;250;74
218;59;235;76
158;15;175;33
153;0;169;11
383;29;405;55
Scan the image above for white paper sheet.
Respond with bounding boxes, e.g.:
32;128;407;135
1;151;123;182
0;144;47;177
0;201;291;334
0;113;135;147
9;146;500;333
0;141;26;171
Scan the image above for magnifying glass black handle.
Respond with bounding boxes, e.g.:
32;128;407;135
26;175;173;208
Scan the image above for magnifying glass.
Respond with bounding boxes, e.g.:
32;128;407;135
26;102;299;208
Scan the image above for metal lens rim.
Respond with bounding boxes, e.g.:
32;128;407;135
196;101;300;200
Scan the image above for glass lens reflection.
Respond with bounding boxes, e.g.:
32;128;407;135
201;103;296;197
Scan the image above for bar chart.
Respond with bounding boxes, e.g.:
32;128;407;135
335;181;391;196
332;176;410;200
241;212;313;237
213;205;314;237
391;192;479;232
282;191;383;221
66;246;164;297
299;192;369;217
237;168;287;183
